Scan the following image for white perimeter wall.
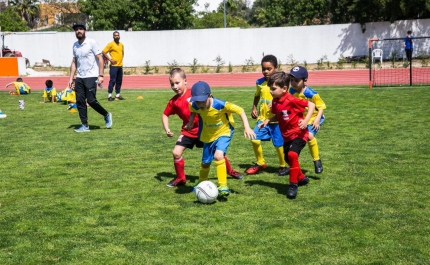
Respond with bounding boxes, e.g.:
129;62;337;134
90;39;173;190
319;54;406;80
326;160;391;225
2;19;430;68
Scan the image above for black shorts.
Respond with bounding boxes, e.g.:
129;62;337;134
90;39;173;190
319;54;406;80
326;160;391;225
283;138;307;155
175;135;204;149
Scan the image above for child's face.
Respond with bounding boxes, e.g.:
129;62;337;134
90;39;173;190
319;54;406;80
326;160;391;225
270;84;287;99
195;97;211;110
169;73;187;95
261;61;277;80
290;76;305;91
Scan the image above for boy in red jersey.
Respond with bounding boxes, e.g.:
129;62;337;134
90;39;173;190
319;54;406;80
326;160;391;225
259;72;315;199
162;68;243;188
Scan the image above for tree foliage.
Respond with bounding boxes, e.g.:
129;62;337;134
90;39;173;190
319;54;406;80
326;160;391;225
77;0;196;31
0;8;29;32
8;0;40;28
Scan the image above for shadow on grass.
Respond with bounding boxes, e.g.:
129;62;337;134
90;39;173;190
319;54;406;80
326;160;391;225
154;172;200;194
245;180;288;196
68;124;102;130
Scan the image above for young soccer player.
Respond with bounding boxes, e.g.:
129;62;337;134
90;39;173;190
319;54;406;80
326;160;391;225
5;78;31;95
185;81;256;196
162;69;244;188
41;79;57;103
246;55;288;176
289;66;326;174
259;72;315;199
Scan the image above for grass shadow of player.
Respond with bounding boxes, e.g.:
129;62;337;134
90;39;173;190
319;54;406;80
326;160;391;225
68;124;102;130
245;180;289;196
154;172;199;194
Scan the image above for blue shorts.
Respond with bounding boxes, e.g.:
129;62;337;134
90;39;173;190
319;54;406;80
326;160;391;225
253;121;284;148
201;136;231;164
307;124;320;136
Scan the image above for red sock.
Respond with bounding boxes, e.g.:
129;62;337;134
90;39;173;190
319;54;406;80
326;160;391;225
224;156;232;174
174;157;186;181
287;151;300;184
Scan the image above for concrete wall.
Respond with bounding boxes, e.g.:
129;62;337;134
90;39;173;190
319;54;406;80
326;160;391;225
2;19;430;68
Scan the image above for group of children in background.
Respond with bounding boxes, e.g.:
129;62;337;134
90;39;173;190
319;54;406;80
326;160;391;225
163;54;326;200
6;77;78;111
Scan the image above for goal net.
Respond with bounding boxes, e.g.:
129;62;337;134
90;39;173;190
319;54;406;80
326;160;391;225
369;36;430;88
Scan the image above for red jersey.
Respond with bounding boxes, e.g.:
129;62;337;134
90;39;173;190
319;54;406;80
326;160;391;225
271;92;309;142
163;89;199;138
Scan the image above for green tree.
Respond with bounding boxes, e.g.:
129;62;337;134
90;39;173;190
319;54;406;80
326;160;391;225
8;0;40;28
0;8;29;31
78;0;196;31
193;11;249;28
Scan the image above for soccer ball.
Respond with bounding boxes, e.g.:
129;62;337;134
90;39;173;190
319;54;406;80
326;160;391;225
195;180;219;204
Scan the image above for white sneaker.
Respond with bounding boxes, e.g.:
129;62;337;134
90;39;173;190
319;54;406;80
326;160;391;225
74;125;90;132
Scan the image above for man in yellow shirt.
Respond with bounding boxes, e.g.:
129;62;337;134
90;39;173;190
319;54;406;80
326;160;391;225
102;31;125;101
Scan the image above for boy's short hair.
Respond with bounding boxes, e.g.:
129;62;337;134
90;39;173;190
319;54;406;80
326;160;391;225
261;54;278;68
169;68;186;79
16;78;23;82
289;65;308;79
407;30;412;35
268;71;290;88
45;79;53;88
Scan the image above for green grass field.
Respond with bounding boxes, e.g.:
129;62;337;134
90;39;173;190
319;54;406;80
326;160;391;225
0;86;429;264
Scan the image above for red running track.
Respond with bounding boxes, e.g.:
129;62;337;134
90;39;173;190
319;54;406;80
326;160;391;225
0;69;370;91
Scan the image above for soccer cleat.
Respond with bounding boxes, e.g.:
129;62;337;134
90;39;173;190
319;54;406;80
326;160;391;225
115;96;125;100
287;183;298;199
245;163;267;175
105;112;113;129
228;169;243;180
108;97;114;101
218;185;230;197
166;178;186;188
314;160;323;174
298;176;309;186
278;167;290;176
74;125;90;133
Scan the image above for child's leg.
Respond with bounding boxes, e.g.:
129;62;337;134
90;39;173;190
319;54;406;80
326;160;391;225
224;156;243;179
251;140;265;165
214;158;227;187
308;131;323;174
172;145;187;181
199;164;210;182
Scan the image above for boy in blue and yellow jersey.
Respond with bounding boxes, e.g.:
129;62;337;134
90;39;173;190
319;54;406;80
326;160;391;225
41;79;57;103
6;78;31;95
246;55;288;176
186;81;256;197
289;66;326;174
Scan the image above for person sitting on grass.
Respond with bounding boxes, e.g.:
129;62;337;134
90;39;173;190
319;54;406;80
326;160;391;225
41;79;57;103
5;78;31;95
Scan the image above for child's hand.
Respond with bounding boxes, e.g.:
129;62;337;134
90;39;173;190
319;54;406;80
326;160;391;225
40;102;45;104
312;120;320;130
298;119;307;130
251;109;258;119
258;119;269;130
166;130;174;137
243;127;256;140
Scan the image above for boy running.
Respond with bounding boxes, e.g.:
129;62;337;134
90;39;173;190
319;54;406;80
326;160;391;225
186;81;255;197
246;55;288;176
289;66;326;174
162;69;243;188
259;72;315;199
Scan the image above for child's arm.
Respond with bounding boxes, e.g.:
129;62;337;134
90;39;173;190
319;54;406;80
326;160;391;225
185;113;196;131
5;82;13;88
162;114;174;137
258;116;278;130
251;96;260;119
238;111;256;140
41;97;46;103
312;109;324;130
299;101;316;129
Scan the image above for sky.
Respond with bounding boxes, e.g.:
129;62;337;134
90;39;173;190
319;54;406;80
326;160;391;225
194;0;255;12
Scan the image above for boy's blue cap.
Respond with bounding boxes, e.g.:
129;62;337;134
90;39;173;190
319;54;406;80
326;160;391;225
290;66;308;79
191;81;211;102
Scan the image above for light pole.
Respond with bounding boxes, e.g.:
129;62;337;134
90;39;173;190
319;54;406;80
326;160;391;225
223;0;226;28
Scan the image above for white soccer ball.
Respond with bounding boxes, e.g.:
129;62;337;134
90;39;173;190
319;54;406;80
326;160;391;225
195;180;219;204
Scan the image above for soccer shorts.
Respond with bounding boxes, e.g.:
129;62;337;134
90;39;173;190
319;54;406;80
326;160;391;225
253;120;284;147
283;138;306;156
307;124;320;136
201;136;231;164
175;135;203;149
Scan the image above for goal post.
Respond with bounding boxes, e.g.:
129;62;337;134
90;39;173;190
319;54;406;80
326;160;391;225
369;36;430;88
